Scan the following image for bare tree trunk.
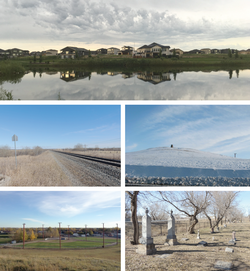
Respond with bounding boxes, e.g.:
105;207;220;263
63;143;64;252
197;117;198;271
126;191;139;245
188;216;198;234
204;211;214;233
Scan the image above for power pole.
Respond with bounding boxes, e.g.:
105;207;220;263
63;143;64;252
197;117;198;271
58;222;62;249
23;223;25;249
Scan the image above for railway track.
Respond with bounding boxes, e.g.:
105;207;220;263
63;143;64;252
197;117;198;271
53;151;121;168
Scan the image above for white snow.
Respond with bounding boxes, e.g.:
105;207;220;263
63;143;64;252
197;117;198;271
126;147;250;179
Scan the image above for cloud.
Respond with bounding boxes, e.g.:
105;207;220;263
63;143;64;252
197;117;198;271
126;143;138;151
22;218;45;224
1;0;250;50
33;191;121;217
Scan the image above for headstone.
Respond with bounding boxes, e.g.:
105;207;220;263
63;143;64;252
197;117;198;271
212;237;215;241
225;247;234;253
181;238;189;242
214;260;233;270
136;208;156;255
165;210;177;245
224;224;227;228
228;240;236;246
232;231;236;241
197;230;200;239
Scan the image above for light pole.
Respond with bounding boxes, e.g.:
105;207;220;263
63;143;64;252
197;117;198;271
116;223;118;245
102;223;104;248
58;222;62;249
85;224;87;241
23;223;25;249
42;224;44;240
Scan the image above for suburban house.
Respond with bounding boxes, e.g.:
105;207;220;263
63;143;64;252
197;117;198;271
30;51;41;56
60;46;88;59
239;49;250;55
96;48;107;54
170;48;184;55
107;47;120;55
135;42;171;58
211;49;221;54
200;48;211;54
119;46;134;55
184;49;202;54
46;49;58;56
6;48;29;57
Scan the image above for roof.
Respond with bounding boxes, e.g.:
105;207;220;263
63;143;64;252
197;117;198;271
61;46;87;51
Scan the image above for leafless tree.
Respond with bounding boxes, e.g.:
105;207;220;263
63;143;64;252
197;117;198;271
203;191;238;232
74;143;83;150
150;191;211;234
0;145;11;157
32;146;43;156
146;202;169;221
126;191;140;244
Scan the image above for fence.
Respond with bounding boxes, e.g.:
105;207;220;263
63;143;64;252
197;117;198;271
126;219;211;237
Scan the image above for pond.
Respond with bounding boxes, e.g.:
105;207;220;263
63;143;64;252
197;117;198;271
1;69;250;100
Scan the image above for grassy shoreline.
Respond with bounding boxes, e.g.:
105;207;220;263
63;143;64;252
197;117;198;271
1;54;250;76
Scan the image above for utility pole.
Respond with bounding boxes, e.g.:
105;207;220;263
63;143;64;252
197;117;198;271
102;223;104;248
23;223;25;249
68;225;70;240
85;224;87;241
116;223;118;245
42;224;44;240
12;134;18;168
58;222;62;249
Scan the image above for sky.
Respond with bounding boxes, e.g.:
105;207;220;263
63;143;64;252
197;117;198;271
1;0;249;52
126;105;250;159
0;191;121;228
0;105;120;149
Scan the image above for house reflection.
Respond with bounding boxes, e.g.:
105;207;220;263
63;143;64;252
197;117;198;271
60;71;91;82
137;72;171;84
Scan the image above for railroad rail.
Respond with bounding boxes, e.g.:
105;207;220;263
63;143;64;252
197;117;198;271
53;151;121;168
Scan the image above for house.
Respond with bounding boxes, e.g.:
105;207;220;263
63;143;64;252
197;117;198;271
137;71;171;84
136;42;171;58
200;48;211;54
184;49;202;54
239;49;250;55
96;48;107;54
119;46;134;55
6;48;29;57
170;48;184;55
46;49;58;56
211;49;221;54
60;46;88;59
107;47;120;55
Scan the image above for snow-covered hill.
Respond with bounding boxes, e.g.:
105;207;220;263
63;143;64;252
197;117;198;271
126;147;250;181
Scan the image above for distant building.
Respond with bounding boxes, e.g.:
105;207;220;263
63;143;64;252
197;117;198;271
136;42;171;58
60;46;88;59
107;47;120;55
46;49;58;56
96;48;107;54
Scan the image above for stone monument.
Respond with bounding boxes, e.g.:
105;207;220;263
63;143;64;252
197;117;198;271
165;210;177;245
136;208;156;255
197;230;200;239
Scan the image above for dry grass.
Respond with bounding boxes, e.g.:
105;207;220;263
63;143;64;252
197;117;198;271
0;245;120;271
0;151;72;186
66;150;121;160
126;221;250;271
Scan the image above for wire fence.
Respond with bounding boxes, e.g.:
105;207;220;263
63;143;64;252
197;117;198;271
126;219;211;237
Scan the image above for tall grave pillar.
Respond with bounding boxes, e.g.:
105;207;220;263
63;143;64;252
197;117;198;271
136;208;156;255
165;210;178;245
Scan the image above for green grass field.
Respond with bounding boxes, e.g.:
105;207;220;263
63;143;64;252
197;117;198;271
15;237;119;249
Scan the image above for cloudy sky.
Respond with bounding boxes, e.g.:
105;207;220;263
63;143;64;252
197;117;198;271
1;0;249;51
0;191;121;227
126;105;250;158
0;105;120;149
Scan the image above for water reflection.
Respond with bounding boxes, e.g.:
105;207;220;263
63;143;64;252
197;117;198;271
1;69;250;100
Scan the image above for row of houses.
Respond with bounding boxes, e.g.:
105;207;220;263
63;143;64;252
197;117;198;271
1;44;250;59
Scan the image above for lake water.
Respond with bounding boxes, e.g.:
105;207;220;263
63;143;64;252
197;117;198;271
1;69;250;100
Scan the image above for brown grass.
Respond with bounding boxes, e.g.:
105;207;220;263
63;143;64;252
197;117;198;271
65;150;121;160
126;221;250;271
0;151;71;186
0;244;120;271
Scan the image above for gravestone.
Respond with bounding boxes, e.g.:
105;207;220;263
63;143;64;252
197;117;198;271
225;247;234;253
136;208;156;255
165;210;177;245
232;231;236;241
214;260;233;270
197;230;200;239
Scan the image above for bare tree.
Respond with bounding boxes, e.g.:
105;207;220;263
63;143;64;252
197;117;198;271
151;191;211;234
32;146;43;156
146;202;169;221
203;191;238;232
0;145;11;157
74;143;83;150
126;191;140;244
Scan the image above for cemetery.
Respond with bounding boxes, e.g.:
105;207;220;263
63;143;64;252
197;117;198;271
126;191;250;270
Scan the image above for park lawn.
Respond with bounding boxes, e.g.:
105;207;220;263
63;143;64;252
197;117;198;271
16;238;119;249
0;244;120;271
0;234;11;245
